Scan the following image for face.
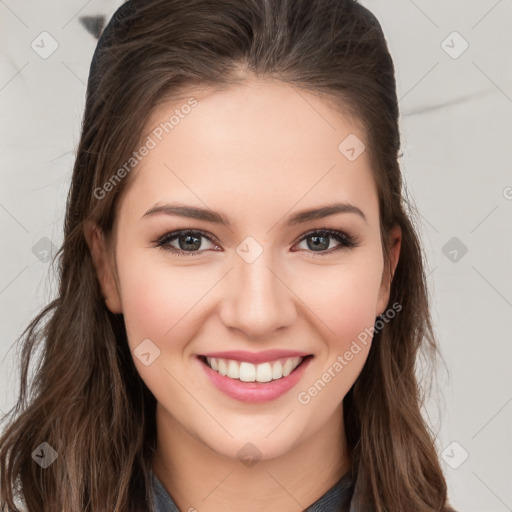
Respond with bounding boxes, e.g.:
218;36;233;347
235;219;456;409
88;77;401;462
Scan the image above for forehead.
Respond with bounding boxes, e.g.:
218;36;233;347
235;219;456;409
118;78;380;228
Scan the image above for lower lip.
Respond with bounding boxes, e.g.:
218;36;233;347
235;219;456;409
197;356;313;403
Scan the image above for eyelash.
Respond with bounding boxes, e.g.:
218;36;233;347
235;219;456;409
153;228;359;257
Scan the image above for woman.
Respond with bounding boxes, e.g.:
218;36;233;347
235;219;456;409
0;0;457;510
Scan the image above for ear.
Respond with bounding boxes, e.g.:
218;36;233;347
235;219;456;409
83;221;123;314
376;224;402;316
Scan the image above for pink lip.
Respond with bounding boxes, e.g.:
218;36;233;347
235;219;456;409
199;349;311;364
196;355;313;403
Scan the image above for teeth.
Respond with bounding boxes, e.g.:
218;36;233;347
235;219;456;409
217;359;227;376
205;356;304;382
282;358;294;377
272;361;283;380
256;362;272;382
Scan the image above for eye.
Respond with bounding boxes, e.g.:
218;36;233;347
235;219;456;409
292;229;358;256
153;229;219;257
153;228;358;257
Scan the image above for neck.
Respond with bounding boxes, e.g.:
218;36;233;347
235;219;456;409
152;402;351;512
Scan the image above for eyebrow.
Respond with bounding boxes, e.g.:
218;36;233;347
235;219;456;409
141;202;367;226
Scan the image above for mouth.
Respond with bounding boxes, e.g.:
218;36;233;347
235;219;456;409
198;354;314;383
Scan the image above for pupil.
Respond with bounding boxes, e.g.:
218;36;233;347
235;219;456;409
309;234;328;251
180;234;201;251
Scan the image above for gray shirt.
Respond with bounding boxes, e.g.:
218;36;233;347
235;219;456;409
151;471;352;512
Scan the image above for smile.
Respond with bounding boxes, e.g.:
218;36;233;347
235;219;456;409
205;356;304;382
197;354;314;403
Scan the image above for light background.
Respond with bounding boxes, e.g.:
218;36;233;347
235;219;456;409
1;1;511;511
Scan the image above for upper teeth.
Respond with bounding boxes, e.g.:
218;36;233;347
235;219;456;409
206;356;304;382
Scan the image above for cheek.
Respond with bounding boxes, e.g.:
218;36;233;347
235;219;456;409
293;250;384;347
293;257;382;412
118;255;212;347
117;234;384;350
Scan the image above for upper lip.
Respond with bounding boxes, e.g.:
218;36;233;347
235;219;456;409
199;350;312;364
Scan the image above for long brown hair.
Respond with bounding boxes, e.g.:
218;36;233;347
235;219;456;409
1;1;456;510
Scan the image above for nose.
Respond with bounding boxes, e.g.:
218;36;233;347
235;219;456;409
218;251;296;341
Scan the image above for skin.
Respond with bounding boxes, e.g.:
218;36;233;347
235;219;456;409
85;76;401;512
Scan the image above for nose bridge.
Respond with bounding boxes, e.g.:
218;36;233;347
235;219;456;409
220;244;295;339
